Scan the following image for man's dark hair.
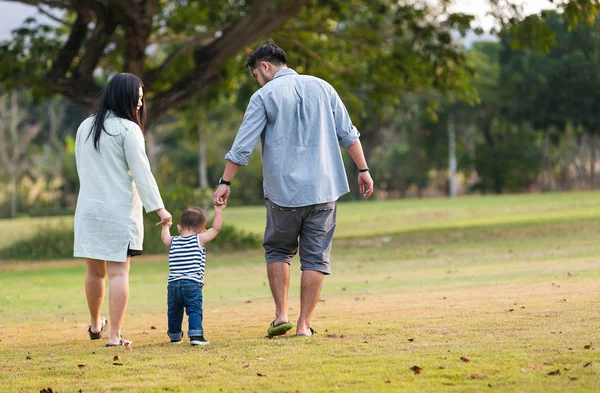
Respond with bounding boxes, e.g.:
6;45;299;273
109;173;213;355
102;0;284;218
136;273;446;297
245;43;287;69
179;207;207;230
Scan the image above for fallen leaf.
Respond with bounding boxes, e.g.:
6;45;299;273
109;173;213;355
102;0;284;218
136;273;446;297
341;287;346;291
62;317;68;322
76;364;85;369
384;379;391;383
245;300;252;303
26;356;32;360
520;368;527;373
150;326;157;330
243;365;250;369
460;356;470;362
113;362;123;366
548;369;561;376
584;362;592;368
256;357;266;361
410;365;422;374
113;355;121;362
509;309;515;312
408;338;415;342
584;344;593;350
488;384;492;388
567;272;573;277
40;389;54;393
256;373;266;377
471;374;487;380
318;298;326;302
222;356;228;359
570;377;578;381
442;382;455;386
363;341;368;344
125;342;133;353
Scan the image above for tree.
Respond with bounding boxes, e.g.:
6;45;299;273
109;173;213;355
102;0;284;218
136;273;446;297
0;90;41;217
0;0;309;126
500;10;600;188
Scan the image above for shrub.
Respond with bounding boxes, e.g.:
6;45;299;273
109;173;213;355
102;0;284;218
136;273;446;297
0;227;74;260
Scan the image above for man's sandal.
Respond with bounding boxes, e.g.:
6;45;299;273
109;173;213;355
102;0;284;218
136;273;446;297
267;320;293;337
88;318;108;340
105;336;132;347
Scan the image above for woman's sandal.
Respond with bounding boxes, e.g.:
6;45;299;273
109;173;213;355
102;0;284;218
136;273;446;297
105;336;132;347
88;317;108;340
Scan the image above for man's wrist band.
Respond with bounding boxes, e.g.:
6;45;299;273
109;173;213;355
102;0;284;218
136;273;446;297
358;168;369;173
218;177;231;186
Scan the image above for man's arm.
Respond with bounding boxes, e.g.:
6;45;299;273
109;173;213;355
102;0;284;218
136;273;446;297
214;93;267;206
198;206;224;245
161;222;173;247
214;161;241;206
347;139;374;199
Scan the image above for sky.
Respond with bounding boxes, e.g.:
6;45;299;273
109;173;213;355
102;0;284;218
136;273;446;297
0;0;556;40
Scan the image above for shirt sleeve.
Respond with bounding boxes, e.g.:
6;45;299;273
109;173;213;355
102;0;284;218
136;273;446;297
224;93;267;166
123;125;165;213
330;88;360;149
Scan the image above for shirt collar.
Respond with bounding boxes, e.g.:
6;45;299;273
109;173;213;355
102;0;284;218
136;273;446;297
273;68;297;80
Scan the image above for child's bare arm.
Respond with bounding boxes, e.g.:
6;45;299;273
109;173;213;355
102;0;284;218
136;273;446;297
198;205;224;245
161;222;173;247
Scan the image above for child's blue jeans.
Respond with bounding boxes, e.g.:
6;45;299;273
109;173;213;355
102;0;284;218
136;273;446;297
167;279;204;341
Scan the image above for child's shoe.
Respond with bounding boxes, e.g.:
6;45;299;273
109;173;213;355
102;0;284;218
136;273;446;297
190;336;209;346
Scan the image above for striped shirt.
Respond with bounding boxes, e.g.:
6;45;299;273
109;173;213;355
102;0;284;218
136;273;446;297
168;235;206;283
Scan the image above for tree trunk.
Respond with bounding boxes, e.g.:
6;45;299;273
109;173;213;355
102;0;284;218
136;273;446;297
591;133;596;190
198;121;208;190
10;176;18;218
145;129;156;170
448;113;457;198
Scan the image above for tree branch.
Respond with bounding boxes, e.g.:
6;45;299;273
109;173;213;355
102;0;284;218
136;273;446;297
36;4;71;26
2;0;70;8
47;6;92;78
144;32;217;88
75;3;118;78
147;0;309;124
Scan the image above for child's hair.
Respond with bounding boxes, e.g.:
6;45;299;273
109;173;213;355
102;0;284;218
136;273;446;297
179;207;207;231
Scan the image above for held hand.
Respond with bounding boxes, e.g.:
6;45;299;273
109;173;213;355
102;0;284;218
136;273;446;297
213;203;226;212
156;208;173;226
213;184;230;206
358;171;374;199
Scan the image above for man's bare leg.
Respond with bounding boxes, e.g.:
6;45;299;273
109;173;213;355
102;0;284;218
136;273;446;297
296;269;324;336
267;262;290;325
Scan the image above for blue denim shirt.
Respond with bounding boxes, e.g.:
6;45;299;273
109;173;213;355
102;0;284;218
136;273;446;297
225;68;360;207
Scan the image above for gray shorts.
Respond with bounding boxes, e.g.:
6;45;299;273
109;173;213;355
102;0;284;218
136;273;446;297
264;199;337;275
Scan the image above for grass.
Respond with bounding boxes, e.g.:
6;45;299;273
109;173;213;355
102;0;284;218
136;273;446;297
3;191;600;249
1;192;600;391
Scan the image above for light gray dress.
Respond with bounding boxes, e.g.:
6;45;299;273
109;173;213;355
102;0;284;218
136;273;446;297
73;113;164;262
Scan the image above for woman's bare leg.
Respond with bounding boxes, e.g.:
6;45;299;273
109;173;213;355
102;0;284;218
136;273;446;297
85;258;107;333
106;258;131;344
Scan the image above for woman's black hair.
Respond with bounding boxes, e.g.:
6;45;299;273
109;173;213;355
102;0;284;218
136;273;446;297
88;73;146;150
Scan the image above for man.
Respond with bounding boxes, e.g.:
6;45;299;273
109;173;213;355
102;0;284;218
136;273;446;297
214;43;374;337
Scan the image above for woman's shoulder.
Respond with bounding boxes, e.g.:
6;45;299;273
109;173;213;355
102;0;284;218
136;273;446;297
105;114;142;136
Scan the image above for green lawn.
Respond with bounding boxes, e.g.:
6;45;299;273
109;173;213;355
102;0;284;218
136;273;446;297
1;192;600;392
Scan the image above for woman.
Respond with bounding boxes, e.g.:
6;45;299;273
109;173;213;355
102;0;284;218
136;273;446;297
74;73;171;346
